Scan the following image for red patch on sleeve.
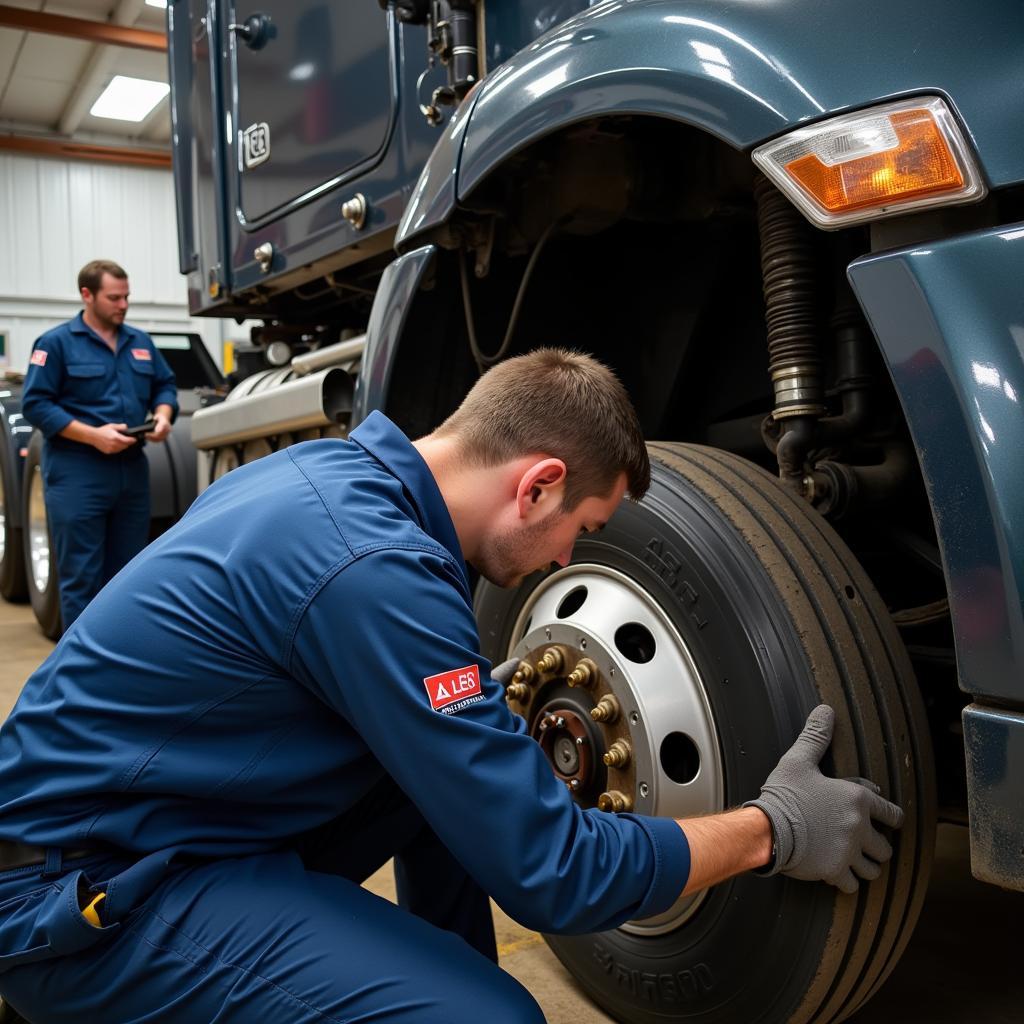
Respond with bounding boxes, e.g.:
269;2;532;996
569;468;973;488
423;664;483;713
131;348;152;361
30;350;47;366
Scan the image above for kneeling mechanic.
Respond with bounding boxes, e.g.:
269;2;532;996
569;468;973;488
0;349;902;1022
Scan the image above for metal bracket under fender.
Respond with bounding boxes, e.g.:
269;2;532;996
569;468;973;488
963;704;1024;891
353;244;438;426
847;223;1024;709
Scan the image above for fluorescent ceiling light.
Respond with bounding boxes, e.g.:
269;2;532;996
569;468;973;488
145;0;167;7
90;76;170;122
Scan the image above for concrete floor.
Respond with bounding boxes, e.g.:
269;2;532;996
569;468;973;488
1;597;1021;1023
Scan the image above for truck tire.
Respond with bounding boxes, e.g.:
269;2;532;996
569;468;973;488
475;443;935;1024
21;433;62;640
0;433;27;601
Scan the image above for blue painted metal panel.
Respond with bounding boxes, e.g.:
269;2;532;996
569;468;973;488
231;3;394;226
848;223;1024;707
167;0;197;275
224;11;445;297
963;704;1024;890
0;385;30;532
354;244;438;427
399;0;1023;248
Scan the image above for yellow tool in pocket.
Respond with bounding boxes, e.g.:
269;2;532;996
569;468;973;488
81;891;106;928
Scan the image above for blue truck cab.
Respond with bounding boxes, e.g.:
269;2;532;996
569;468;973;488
170;3;1024;1021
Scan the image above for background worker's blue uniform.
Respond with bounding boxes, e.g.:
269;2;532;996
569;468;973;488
20;312;178;627
0;412;691;1022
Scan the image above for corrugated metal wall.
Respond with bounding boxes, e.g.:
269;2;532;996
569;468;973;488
0;153;230;369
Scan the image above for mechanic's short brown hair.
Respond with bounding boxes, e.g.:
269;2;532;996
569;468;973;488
78;259;127;295
436;348;649;509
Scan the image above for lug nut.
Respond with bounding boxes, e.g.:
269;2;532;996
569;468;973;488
590;695;620;724
513;661;535;685
537;647;564;674
505;683;530;702
567;658;598;688
603;739;632;769
598;790;633;813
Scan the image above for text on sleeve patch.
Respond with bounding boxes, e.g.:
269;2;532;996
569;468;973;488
423;664;485;715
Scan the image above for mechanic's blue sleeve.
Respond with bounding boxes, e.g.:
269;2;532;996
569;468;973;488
21;338;73;438
289;546;690;935
147;340;179;420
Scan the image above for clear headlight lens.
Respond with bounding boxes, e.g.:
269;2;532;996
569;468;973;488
752;97;986;228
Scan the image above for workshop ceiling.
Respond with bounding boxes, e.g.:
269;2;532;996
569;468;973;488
0;0;171;158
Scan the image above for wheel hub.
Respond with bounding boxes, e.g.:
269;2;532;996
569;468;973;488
504;564;724;934
531;700;606;799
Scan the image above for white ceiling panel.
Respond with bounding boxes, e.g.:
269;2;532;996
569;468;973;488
0;75;72;124
47;0;119;16
14;29;93;83
0;27;26;72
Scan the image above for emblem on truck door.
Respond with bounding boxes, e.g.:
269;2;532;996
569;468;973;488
241;122;270;169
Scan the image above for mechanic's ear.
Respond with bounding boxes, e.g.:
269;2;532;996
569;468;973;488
517;458;567;517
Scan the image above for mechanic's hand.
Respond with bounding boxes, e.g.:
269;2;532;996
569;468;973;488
145;411;172;443
491;659;521;687
92;423;137;455
745;705;903;893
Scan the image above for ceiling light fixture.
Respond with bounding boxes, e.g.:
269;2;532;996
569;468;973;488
90;76;170;122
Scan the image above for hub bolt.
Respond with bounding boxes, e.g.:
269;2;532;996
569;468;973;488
603;739;632;769
537;647;564;674
590;695;620;724
567;658;598;689
567;779;581;792
513;661;535;685
505;683;530;702
597;790;633;813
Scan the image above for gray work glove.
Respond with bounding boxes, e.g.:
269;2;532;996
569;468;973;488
745;705;904;893
491;659;520;687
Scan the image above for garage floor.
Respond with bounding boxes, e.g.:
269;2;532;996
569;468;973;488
1;597;1021;1023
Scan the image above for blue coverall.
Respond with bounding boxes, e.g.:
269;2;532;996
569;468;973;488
20;312;178;628
0;412;690;1023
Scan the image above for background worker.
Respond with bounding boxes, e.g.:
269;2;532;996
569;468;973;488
0;350;900;1022
20;259;177;629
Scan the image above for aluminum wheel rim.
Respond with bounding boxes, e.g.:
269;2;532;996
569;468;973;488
510;563;724;935
27;464;50;592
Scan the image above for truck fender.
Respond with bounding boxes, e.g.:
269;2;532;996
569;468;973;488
353;244;438;425
397;0;1021;250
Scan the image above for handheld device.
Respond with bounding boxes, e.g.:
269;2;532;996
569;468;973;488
121;418;157;438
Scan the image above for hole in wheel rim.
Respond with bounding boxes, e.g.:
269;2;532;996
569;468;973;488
614;621;656;663
660;732;701;784
556;586;587;619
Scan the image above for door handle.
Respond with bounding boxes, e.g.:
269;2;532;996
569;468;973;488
229;12;274;50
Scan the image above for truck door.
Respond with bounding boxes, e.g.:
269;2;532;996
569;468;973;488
228;2;396;234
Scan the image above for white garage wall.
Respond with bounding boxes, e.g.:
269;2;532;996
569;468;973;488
0;153;246;371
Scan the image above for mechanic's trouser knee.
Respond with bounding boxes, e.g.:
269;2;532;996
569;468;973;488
43;446;149;628
293;773;499;962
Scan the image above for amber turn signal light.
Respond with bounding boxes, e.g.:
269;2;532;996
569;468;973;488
752;97;986;228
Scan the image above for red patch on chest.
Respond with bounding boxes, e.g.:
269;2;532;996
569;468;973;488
131;348;152;361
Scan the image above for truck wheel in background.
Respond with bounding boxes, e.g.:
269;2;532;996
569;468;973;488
0;434;27;601
475;443;935;1024
21;433;62;640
